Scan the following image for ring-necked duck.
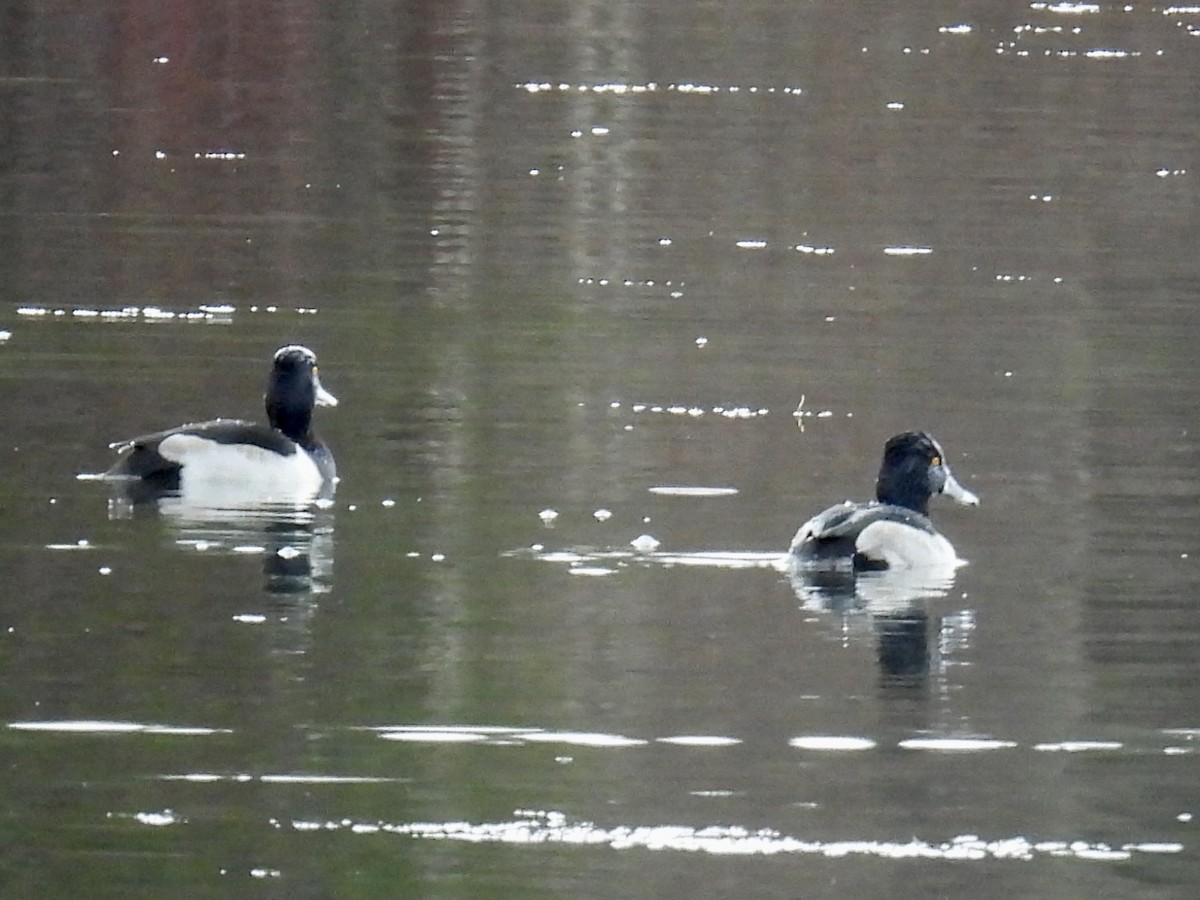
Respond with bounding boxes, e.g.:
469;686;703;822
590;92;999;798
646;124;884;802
789;432;979;570
104;345;338;498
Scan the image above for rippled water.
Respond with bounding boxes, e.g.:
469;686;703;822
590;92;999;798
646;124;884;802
2;1;1199;897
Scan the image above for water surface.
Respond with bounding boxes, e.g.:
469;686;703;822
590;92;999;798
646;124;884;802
2;1;1199;897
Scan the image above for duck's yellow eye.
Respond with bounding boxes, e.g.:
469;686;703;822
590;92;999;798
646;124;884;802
931;456;941;466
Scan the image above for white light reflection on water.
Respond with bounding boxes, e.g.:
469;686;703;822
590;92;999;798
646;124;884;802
898;737;1018;752
17;303;315;322
883;246;933;256
517;81;804;96
348;725;1200;757
789;736;877;751
513;545;785;572
158;774;404;785
107;809;184;827
11;720;1195;758
283;809;1182;862
647;486;739;497
8;720;231;735
657;735;742;747
619;403;769;419
1032;1;1100;12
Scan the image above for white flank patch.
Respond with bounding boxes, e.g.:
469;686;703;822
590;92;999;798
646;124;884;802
855;520;958;569
158;433;324;500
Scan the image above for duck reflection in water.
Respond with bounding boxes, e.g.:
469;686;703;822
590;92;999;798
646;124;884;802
787;432;980;683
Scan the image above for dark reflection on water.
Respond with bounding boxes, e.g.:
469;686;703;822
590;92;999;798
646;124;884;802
2;0;1200;897
789;564;962;689
102;485;337;598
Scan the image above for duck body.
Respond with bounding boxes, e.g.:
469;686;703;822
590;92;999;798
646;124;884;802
104;345;337;502
789;432;978;571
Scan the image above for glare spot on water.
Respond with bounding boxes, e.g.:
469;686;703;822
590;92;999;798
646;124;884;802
134;810;180;827
899;737;1018;752
522;731;648;748
233;614;267;624
9;720;230;735
940;24;973;34
194;150;246;161
658;736;742;747
789;736;877;751
524;544;784;572
16;302;273;323
648;486;738;497
592;508;612;521
11;720;143;733
45;539;92;551
379;730;489;743
1034;741;1124;752
883;246;932;256
517;80;803;97
630;534;661;552
1032;1;1099;12
145;725;232;735
293;809;1178;861
537;550;587;564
